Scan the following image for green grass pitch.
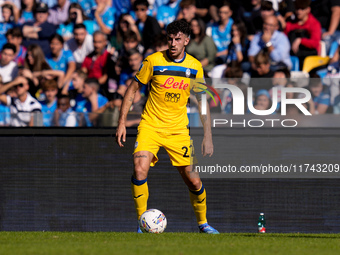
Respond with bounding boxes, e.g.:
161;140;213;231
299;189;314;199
0;232;340;255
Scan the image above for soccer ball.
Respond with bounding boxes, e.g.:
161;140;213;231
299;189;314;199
139;209;167;233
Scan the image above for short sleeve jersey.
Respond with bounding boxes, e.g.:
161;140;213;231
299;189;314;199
135;50;204;132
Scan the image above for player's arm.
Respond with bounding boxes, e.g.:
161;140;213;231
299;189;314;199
196;92;213;157
115;79;141;147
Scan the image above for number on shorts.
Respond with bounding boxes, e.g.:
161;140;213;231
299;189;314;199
182;146;189;157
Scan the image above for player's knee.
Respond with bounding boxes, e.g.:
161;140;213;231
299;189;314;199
189;179;202;190
133;164;149;180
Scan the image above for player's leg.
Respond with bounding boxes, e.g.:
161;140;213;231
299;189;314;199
132;128;161;226
131;150;154;221
176;165;219;234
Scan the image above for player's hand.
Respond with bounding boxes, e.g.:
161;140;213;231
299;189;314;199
116;122;126;147
201;136;213;157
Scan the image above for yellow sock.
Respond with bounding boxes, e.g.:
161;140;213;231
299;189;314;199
131;176;149;220
189;183;207;225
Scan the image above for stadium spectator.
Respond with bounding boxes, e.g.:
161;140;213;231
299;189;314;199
0;3;16;50
0;75;42;127
18;0;36;24
90;0;115;35
134;0;162;54
6;27;27;67
209;22;248;79
311;0;340;54
23;44;64;93
179;0;198;23
110;14;141;52
249;50;275;92
81;31;110;85
75;77;108;126
186;17;217;73
156;0;181;28
22;2;57;56
206;1;233;65
248;15;292;71
118;31;144;69
67;69;87;110
118;48;144;98
64;23;93;69
53;94;77;126
307;73;330;114
46;34;76;88
57;3;96;41
0;43;19;83
284;0;321;67
277;0;295;19
236;0;263;39
70;0;95;18
253;89;273;111
39;79;58;126
48;0;71;26
260;1;286;30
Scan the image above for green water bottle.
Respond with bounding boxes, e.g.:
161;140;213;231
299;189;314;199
258;213;266;233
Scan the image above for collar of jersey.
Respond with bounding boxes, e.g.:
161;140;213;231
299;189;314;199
166;50;186;63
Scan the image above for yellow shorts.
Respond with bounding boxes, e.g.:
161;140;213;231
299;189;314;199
134;127;194;167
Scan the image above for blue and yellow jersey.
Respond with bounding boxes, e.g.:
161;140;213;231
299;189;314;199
135;50;204;132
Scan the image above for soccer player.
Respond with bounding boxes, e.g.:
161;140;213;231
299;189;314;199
116;20;219;234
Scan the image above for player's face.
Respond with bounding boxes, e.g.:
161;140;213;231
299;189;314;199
167;32;189;60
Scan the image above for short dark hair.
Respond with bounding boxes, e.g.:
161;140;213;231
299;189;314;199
309;73;322;87
2;43;16;54
127;48;142;58
180;0;196;8
6;27;23;38
134;0;149;10
58;94;70;101
275;67;291;78
73;23;86;31
123;31;138;42
84;78;100;92
167;20;191;37
261;1;273;11
49;34;64;44
295;0;311;10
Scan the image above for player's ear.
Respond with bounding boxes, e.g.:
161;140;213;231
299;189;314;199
184;35;190;46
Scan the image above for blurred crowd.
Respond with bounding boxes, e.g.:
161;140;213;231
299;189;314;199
0;0;339;127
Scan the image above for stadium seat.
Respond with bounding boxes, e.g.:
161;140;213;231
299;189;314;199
329;41;338;58
290;56;300;71
290;71;309;87
302;56;330;73
319;41;327;57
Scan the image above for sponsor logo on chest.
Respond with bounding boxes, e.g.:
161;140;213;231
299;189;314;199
160;77;189;90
